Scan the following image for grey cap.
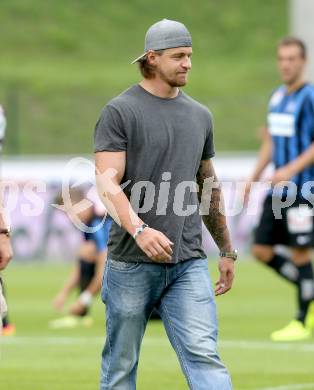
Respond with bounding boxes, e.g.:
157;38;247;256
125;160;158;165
131;19;192;64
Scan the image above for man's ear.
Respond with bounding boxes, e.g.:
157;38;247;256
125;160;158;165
146;50;157;65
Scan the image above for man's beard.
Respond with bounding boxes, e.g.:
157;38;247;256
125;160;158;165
158;69;187;87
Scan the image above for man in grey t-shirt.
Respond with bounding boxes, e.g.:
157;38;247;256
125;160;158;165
95;19;236;390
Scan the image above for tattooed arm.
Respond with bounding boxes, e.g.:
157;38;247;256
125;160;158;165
197;159;232;252
197;159;235;295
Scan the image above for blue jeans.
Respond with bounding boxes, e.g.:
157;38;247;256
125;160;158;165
100;258;232;390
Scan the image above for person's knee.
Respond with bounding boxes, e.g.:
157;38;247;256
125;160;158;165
291;248;312;265
251;245;273;263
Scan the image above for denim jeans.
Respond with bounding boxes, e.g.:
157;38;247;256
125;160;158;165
100;258;232;390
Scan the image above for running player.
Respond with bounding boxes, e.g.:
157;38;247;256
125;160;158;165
50;187;112;329
247;37;314;341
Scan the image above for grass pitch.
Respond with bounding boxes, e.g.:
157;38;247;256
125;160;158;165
0;0;287;154
1;260;314;390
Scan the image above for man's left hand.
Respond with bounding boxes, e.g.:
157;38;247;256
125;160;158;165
215;257;235;296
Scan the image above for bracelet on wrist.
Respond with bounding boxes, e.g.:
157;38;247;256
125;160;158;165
0;226;11;237
133;224;149;240
219;249;238;261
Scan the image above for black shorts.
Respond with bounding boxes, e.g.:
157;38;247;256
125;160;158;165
254;195;314;248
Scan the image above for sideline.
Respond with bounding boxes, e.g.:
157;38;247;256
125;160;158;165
1;337;314;352
252;383;314;390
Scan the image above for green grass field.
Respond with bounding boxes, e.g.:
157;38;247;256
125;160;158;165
0;0;287;154
1;260;314;390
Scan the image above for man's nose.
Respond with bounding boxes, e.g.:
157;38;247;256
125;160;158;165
182;57;192;70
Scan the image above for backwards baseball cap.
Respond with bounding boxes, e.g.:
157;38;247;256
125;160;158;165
131;19;192;64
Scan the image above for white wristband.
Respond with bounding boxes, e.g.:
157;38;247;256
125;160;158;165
79;291;93;307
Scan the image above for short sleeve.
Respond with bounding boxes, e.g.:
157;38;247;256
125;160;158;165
201;112;215;160
308;90;314;137
309;87;314;110
94;105;127;152
300;92;314;141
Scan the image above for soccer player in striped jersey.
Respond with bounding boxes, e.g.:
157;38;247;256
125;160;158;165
247;37;314;341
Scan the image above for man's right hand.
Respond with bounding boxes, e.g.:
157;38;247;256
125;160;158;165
135;227;173;262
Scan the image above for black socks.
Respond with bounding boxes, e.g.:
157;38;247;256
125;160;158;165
296;262;314;323
268;254;299;284
267;255;314;323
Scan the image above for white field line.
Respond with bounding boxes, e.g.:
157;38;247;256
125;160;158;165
1;338;314;390
252;383;314;390
221;340;314;352
0;336;104;345
1;337;314;353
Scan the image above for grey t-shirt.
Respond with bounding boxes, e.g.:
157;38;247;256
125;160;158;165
94;84;215;263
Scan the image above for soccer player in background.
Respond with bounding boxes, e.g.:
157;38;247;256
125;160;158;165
95;19;236;389
50;187;112;329
247;37;314;341
0;104;14;336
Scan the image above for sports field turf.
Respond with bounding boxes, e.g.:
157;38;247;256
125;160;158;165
0;0;287;154
1;260;314;390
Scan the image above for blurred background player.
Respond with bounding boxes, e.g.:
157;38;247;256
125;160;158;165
246;37;314;341
0;278;15;336
0;103;14;336
50;187;112;329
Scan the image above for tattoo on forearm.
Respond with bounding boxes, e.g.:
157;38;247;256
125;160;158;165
197;161;232;252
